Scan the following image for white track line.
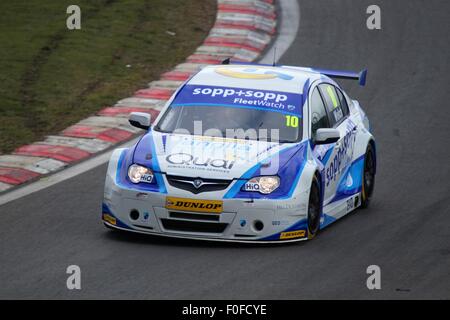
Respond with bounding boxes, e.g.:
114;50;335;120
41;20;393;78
258;0;300;64
0;0;301;206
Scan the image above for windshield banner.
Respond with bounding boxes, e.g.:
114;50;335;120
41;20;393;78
172;85;303;116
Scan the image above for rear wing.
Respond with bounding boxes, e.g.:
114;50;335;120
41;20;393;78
221;59;368;86
311;68;368;86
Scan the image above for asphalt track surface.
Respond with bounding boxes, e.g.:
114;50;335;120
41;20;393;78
0;0;449;299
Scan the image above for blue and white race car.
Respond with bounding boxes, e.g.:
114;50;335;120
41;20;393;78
102;63;376;243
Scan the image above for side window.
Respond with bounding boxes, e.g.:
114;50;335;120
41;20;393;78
310;88;330;137
319;84;345;126
335;87;349;115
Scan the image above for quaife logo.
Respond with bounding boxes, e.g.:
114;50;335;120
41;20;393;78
166;197;223;213
166;153;235;170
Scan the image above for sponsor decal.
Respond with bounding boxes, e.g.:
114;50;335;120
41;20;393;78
166;197;223;213
214;66;294;80
136;192;149;199
355;195;360;207
140;173;154;184
346;173;354;187
276;203;303;210
166;153;235;170
192;135;247;144
103;213;116;226
177;135;252;152
272;220;291;226
279;230;306;239
193;87;288;103
168;136;253;162
172;84;302;115
346;198;354;211
243;181;260;192
162;135;167;153
325;129;356;187
239;219;247;227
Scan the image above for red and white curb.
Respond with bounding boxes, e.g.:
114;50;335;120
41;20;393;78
0;0;278;193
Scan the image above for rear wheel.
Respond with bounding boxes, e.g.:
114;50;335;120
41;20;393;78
361;144;376;208
307;176;321;239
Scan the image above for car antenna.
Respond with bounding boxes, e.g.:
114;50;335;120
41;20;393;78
272;46;277;66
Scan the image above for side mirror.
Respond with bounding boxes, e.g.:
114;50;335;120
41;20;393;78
314;128;340;145
129;112;151;130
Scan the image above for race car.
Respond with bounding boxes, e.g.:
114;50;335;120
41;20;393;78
102;63;376;243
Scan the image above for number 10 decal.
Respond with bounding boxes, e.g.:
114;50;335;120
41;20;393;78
285;115;299;128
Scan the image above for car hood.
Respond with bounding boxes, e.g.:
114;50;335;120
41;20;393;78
132;130;302;180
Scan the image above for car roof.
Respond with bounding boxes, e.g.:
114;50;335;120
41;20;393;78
187;64;326;94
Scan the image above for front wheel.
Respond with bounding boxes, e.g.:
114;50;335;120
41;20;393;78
307;176;321;239
361;143;376;208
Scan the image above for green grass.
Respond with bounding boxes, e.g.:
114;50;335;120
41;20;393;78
0;0;216;153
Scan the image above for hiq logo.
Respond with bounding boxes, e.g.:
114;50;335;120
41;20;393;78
192;87;288;103
215;67;294;80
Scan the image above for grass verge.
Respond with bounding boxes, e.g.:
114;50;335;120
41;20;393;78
0;0;216;153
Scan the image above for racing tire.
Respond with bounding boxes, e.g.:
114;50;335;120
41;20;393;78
307;175;321;239
361;143;376;208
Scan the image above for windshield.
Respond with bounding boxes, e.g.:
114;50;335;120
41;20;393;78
154;105;302;143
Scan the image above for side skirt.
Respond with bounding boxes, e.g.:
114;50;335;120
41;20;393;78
320;192;362;229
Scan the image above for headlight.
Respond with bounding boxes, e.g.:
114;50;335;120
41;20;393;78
127;164;154;184
242;176;280;194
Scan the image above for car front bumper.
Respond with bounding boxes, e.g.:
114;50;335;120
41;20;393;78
102;174;310;243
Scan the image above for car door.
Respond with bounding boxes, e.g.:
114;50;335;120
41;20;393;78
309;85;336;205
317;83;357;205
